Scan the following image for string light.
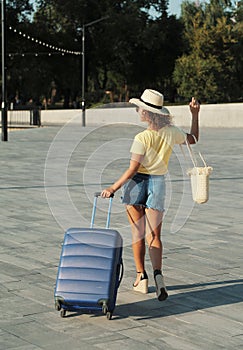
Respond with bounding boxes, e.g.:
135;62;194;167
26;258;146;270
8;52;67;57
9;26;81;56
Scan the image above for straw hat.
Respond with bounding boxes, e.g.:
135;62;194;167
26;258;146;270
129;89;170;115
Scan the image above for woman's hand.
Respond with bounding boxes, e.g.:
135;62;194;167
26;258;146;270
189;97;200;116
187;97;200;143
101;187;115;198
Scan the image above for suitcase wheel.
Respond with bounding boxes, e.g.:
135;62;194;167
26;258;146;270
102;303;108;314
60;309;66;318
106;311;112;320
102;303;112;320
55;301;61;311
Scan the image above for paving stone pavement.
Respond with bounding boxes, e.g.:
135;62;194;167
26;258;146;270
0;123;243;350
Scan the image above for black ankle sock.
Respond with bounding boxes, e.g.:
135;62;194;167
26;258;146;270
154;269;162;278
142;270;148;279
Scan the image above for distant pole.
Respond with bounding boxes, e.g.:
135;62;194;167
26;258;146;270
81;16;109;127
81;24;85;127
1;0;8;141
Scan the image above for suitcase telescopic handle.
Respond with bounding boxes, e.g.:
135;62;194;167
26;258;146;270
90;192;114;229
94;192;114;198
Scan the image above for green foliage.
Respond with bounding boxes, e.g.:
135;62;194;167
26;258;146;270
3;0;243;106
6;0;33;24
5;0;184;105
174;0;242;102
173;54;223;102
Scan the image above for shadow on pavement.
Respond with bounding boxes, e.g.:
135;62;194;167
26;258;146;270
54;279;243;321
114;280;243;320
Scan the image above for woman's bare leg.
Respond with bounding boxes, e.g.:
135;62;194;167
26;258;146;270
126;205;146;286
145;208;168;300
145;208;164;271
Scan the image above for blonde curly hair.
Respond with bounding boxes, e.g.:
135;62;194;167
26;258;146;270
146;110;173;129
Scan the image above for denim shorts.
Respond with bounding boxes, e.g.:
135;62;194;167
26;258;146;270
121;173;165;212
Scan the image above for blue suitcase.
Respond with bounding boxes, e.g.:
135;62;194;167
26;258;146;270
54;193;123;320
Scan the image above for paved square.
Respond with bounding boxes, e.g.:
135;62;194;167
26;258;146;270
0;124;242;349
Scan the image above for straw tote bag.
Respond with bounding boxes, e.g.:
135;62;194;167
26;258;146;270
183;140;213;204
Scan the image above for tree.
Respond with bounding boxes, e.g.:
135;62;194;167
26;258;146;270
30;0;184;103
6;0;33;24
173;0;242;102
173;54;223;102
231;1;243;100
4;0;184;105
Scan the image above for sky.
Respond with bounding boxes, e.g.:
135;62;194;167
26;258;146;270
168;0;183;17
30;1;183;18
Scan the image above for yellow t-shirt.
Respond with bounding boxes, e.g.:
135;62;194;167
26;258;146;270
130;125;187;175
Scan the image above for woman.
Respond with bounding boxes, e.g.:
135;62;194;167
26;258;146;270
101;89;200;301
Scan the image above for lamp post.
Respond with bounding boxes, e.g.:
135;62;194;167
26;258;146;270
1;0;8;141
81;16;109;127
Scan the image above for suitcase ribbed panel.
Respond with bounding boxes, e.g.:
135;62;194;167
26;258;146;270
56;280;109;294
61;244;113;259
58;267;110;281
59;255;112;269
65;229;121;247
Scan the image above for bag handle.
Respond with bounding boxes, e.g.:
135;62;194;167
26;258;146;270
185;139;197;167
181;135;208;168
